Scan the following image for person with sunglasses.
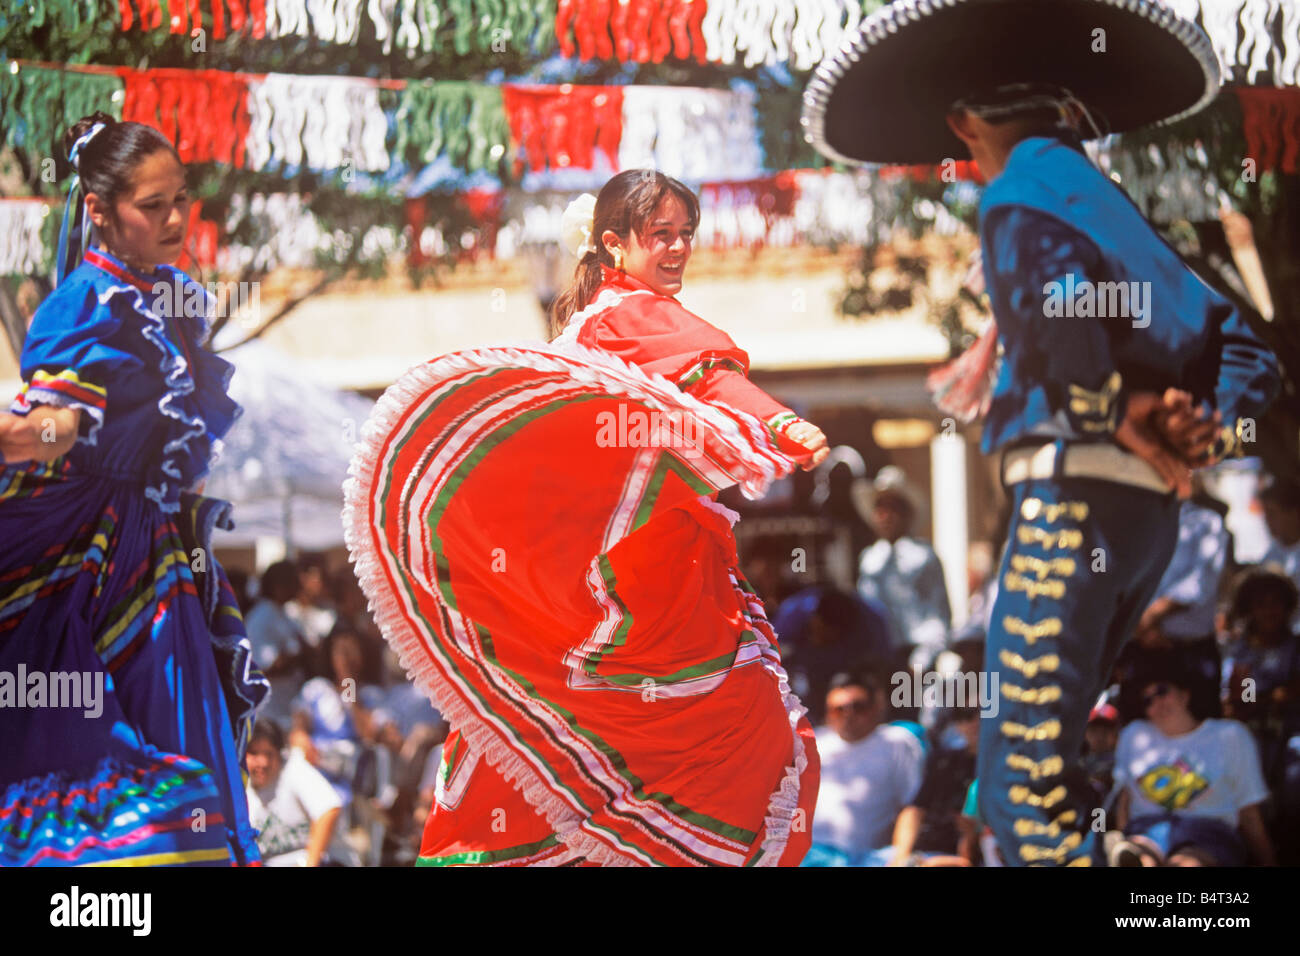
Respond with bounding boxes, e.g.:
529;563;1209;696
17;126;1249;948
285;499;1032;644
1109;669;1275;866
803;671;925;866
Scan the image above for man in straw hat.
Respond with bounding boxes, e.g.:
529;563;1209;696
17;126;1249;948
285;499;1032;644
856;466;952;673
802;0;1280;865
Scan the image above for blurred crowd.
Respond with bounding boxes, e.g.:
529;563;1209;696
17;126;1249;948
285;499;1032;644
232;466;1300;867
229;557;447;867
762;468;1300;868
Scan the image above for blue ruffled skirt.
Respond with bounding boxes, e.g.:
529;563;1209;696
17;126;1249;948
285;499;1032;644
0;461;267;865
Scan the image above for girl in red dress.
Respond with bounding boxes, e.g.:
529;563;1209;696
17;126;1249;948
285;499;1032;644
346;170;827;865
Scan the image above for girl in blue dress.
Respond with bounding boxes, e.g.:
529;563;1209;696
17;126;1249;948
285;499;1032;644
0;112;267;865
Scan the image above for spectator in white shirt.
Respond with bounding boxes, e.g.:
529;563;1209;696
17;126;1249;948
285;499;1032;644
1109;668;1275;867
804;670;925;867
856;467;951;674
245;719;358;867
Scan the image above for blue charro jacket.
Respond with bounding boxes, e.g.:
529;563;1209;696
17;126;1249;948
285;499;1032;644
978;135;1280;456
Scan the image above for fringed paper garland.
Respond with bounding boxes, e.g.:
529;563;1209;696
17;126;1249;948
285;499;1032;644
1167;0;1300;87
0;200;55;276
0;67;124;166
243;73;391;173
108;0;558;53
618;86;762;181
1089;87;1300;222
7;64;772;183
404;187;503;264
550;0;883;66
184;200;222;268
0;0;102;35
695;171;797;248
218;192;406;273
219;192;324;273
501;84;623;175
89;0;886;68
395;82;514;174
701;0;875;69
120;68;251;166
1092;138;1230;224
1236;85;1300;173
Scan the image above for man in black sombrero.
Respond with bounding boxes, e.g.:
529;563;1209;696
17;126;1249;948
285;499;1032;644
802;0;1281;866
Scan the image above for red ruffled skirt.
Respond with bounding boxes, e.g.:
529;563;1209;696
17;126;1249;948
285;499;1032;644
344;344;818;866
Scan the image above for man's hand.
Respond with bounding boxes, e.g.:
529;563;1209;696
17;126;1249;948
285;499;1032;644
784;420;829;470
1153;389;1221;465
1114;392;1193;498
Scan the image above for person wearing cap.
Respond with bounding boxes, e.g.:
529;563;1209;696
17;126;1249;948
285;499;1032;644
1081;701;1120;802
856;465;953;674
802;0;1280;865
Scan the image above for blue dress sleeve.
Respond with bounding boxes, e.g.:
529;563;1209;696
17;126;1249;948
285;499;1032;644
10;275;144;446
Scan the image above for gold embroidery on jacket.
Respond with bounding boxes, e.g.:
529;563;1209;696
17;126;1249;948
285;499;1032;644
1002;615;1063;644
1000;650;1061;678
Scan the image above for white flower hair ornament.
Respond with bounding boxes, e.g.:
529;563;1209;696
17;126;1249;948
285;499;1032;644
560;192;599;259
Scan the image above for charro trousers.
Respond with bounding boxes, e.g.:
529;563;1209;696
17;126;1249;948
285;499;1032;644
978;471;1180;866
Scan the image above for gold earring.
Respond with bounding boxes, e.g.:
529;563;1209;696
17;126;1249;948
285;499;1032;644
613;249;624;271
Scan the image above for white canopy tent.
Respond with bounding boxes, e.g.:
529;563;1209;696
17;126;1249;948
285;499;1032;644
3;340;373;557
205;336;375;553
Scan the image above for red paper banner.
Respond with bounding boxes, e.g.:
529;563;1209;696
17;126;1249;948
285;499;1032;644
181;200;220;268
120;68;251;167
556;0;707;62
1236;87;1300;175
500;85;624;176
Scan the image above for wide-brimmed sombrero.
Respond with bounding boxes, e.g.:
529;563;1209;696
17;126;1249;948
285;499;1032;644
802;0;1221;166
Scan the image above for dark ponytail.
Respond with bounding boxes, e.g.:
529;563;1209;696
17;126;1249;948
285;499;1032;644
63;111;180;206
57;112;181;282
548;169;700;338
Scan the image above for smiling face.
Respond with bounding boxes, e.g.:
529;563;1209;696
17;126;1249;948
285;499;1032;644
603;194;694;297
245;737;283;791
85;149;190;272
